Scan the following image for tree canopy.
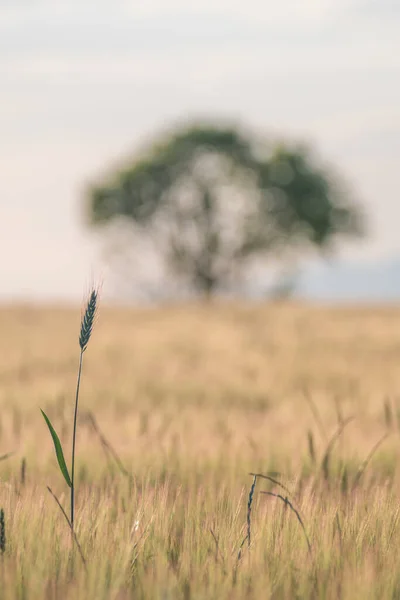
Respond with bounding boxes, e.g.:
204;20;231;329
85;122;365;298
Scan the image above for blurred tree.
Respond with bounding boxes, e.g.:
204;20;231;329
85;123;365;298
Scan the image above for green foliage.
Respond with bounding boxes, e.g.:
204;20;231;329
86;122;365;297
41;409;72;488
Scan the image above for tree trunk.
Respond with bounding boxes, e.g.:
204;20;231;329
196;274;216;302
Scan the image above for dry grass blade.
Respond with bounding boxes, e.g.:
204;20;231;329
46;487;87;569
340;464;349;495
261;492;312;555
302;385;327;440
307;430;316;466
0;452;15;462
210;529;225;565
250;472;293;497
246;474;257;548
383;397;393;430
320;416;355;480
353;432;390;488
333;394;344;426
237;474;257;562
335;511;343;553
20;458;26;486
85;411;133;480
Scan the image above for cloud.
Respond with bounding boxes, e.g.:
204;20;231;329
1;9;399;86
1;0;392;50
1;0;398;77
2;0;399;36
0;0;345;24
351;0;400;19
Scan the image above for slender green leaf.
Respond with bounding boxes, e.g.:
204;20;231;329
41;409;72;488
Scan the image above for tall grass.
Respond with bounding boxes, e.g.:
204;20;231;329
1;302;400;598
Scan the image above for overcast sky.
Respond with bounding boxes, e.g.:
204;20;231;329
1;0;399;301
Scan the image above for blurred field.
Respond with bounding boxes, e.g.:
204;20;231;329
2;302;400;598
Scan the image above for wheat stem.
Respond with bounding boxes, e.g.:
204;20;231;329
70;288;98;530
47;487;86;568
71;349;83;531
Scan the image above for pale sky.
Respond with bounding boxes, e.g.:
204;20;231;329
1;0;399;301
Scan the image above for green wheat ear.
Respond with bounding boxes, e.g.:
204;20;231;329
0;508;5;554
79;289;98;352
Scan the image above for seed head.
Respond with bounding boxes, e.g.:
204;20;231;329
0;508;5;554
79;288;98;352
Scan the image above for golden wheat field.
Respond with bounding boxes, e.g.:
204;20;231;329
2;301;400;599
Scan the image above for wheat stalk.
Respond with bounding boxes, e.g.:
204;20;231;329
71;287;99;530
41;284;100;538
0;509;5;555
237;474;257;562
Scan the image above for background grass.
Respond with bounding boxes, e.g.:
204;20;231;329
1;301;400;598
